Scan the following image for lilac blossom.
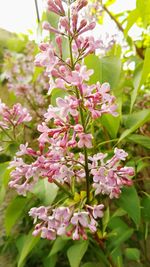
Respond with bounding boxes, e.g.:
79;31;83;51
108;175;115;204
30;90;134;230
8;0;134;241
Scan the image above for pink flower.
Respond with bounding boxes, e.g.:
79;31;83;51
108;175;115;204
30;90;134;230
47;0;65;16
56;96;79;117
78;133;93;148
29;206;48;223
72;226;80;240
114;148;128;161
92;204;104;219
44;105;60;122
35;44;58;73
71;212;89;227
16;143;29;156
57;165;74;183
0;99;6;114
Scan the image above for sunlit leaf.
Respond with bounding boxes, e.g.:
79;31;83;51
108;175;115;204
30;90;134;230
124;9;140;37
130;48;150;111
85;55;121;90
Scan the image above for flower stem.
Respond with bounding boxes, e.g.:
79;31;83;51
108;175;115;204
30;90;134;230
94;232;117;267
67;4;90;204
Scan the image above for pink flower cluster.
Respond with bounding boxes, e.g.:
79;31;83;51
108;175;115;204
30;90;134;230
29;204;104;240
8;0;134;241
90;148;134;199
0;99;32;129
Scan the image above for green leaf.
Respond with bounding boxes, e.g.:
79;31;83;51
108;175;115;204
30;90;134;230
108;217;134;251
130;62;143;112
81;263;101;267
99;56;121;90
131;48;150;111
124;9;140;37
0;162;10;204
84;54;101;84
17;230;40;267
105;0;116;6
32;179;58;205
119;109;150;142
141;196;150;222
112;228;134;247
49;237;68;257
125;248;140;261
136;0;150;27
127;134;150;149
112;208;127;218
5;196;27;235
102;206;110;233
85;55;121;90
44;255;57;267
139;48;150;87
118;186;141;225
111;247;123;267
67;240;89;267
100;114;120;138
51;88;68;106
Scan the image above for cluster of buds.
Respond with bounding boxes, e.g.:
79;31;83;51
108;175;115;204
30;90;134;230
9;0;134;241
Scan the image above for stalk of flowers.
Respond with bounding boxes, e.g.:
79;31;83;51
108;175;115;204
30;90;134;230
9;0;134;241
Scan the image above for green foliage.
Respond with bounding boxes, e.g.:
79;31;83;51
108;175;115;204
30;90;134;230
17;230;40;267
85;54;121;90
119;109;150;142
125;248;140;261
118;186;141;226
124;9;140;37
67;240;89;267
127;134;150;149
5;196;28;235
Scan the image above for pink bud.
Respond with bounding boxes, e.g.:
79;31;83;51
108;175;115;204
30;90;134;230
76;0;88;11
56;36;63;57
74;124;83;132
